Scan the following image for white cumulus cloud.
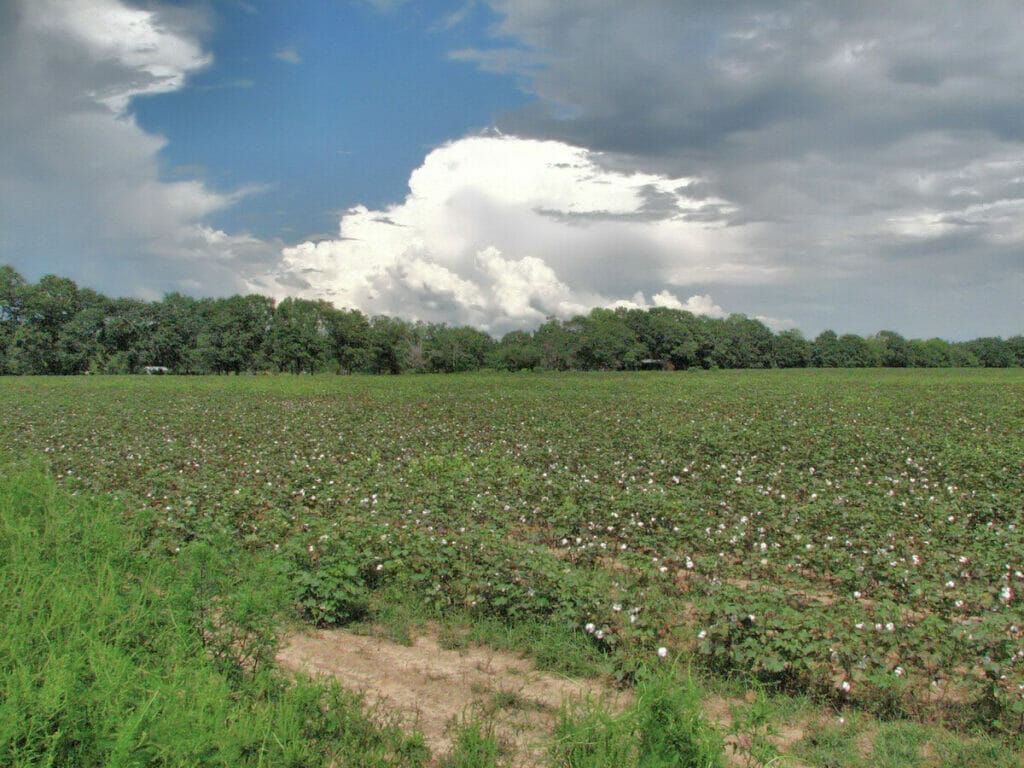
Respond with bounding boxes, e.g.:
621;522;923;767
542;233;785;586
27;0;212;112
279;134;749;332
0;0;281;300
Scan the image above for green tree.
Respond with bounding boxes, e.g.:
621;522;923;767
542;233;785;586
367;315;411;374
835;333;878;367
907;338;952;367
948;343;980;367
27;274;81;338
100;297;158;374
0;265;29;324
324;307;372;373
719;314;775;368
265;298;330;373
0;266;29;373
811;330;840;368
194;295;274;373
772;329;811;368
568;308;645;370
0;273;88;374
534;317;577;370
0;322;12;374
872;330;910;367
5;323;52;374
622;307;702;369
966;336;1014;368
421;324;493;373
55;289;108;374
488;329;541;371
145;294;202;373
1006;335;1024;367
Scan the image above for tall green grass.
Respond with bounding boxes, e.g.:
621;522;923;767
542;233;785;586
0;461;733;768
550;667;724;768
0;462;428;767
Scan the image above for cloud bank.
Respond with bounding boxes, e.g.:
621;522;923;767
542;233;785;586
452;0;1024;338
3;0;1022;340
282;0;1024;337
279;135;748;333
0;0;280;299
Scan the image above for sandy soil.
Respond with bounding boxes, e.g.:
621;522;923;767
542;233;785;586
276;625;819;767
276;626;627;766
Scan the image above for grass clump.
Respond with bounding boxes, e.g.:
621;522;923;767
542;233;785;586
796;715;1022;768
439;720;503;768
551;666;724;768
0;462;427;767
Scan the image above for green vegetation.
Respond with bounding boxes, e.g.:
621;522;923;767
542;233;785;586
0;462;430;767
552;671;724;768
2;265;1022;375
794;715;1022;768
1;369;1022;765
439;722;503;768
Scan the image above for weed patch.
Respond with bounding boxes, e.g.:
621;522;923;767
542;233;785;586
0;463;426;767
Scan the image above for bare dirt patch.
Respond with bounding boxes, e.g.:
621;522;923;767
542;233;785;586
276;626;628;767
702;694;815;768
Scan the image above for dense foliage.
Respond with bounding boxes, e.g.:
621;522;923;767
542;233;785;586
2;370;1022;742
2;265;1021;375
0;463;431;767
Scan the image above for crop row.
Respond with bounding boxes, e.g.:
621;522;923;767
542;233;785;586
1;370;1021;730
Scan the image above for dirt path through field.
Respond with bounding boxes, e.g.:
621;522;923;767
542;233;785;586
276;626;820;767
276;627;627;767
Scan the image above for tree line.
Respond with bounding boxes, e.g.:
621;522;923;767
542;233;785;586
1;266;1021;375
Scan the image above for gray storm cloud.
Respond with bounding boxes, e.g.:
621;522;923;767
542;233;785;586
454;0;1024;338
2;0;1021;339
284;0;1024;337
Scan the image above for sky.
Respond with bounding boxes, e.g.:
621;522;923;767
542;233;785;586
1;0;1022;339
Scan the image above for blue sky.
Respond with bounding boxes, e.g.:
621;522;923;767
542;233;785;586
1;1;1022;338
133;1;529;239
